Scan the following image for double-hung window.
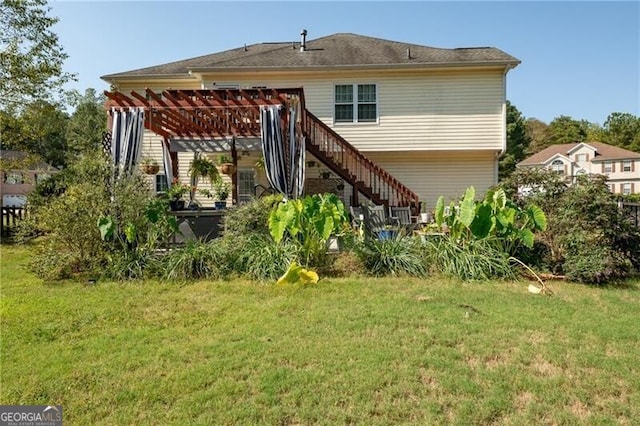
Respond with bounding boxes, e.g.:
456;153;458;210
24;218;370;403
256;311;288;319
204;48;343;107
603;161;613;173
334;84;377;123
623;160;633;172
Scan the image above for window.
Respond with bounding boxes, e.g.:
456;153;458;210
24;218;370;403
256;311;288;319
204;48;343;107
155;174;169;193
607;184;615;193
238;169;255;205
623;160;633;172
622;183;632;195
576;153;587;162
4;172;23;184
603;161;613;173
35;173;51;185
334;84;377;123
550;160;564;175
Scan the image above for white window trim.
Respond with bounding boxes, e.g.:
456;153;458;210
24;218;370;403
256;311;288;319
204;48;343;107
333;83;379;125
622;183;632;195
603;161;613;173
623;160;632;172
550;159;564;174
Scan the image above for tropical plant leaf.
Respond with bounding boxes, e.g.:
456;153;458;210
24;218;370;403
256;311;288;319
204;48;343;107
470;204;494;239
519;228;535;248
458;186;476;228
276;261;319;285
527;205;547;231
492;188;507;210
97;215;115;241
124;223;137;244
434;196;444;227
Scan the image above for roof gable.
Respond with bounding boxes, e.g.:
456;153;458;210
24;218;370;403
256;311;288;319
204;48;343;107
102;32;520;81
518;142;640;166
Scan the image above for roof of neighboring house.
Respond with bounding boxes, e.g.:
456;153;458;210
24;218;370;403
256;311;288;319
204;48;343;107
0;150;58;171
101;32;520;81
518;142;640;166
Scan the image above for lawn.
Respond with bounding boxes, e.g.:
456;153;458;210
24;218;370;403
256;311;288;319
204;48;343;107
1;244;639;425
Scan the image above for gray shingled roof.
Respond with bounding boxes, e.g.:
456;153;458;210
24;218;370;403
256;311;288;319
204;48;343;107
102;33;520;80
518;142;640;166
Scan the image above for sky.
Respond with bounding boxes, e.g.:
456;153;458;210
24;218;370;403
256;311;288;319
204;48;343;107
50;1;639;125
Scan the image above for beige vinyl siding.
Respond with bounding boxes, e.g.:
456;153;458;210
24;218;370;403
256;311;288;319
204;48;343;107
140;131;166;193
365;150;497;208
200;69;504;152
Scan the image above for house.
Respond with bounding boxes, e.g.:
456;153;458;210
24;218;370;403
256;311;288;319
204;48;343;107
101;31;520;209
0;150;58;207
517;142;640;194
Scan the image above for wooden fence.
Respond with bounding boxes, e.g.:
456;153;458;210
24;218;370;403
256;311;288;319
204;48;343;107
1;207;25;237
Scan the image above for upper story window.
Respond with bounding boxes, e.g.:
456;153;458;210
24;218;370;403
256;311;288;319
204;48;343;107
623;160;633;172
575;153;588;162
4;172;23;184
603;161;613;173
550;160;564;175
334;84;377;123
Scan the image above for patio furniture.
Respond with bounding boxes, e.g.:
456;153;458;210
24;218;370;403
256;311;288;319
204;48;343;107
389;206;419;232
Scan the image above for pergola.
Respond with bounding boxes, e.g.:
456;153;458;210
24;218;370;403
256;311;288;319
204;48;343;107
104;87;306;202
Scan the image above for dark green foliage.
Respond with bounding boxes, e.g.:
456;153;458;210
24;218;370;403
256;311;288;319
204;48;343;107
497;170;640;284
356;233;428;277
603;112;640;152
65;88;108;158
426;237;515;281
0;0;76;111
499;101;531;180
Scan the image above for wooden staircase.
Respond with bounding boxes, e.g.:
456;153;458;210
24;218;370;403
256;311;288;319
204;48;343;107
302;110;419;210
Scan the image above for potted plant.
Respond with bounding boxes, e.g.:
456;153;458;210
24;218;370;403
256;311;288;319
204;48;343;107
167;179;190;211
216;154;236;175
377;225;397;241
213;178;231;210
189;155;219;186
140;157;160;175
419;203;431;224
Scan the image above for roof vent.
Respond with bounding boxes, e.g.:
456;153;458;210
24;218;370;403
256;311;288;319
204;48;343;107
243;44;248;52
300;29;307;52
406;47;412;60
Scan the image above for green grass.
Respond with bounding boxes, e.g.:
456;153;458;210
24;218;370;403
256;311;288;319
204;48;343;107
1;244;639;425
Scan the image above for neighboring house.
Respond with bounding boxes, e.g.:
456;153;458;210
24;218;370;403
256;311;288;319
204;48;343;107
517;142;640;194
0;150;58;207
101;31;520;209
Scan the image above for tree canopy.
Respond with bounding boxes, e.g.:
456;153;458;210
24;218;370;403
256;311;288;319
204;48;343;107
0;0;76;111
498;101;530;180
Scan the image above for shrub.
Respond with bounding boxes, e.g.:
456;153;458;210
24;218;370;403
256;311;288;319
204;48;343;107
224;233;298;281
356;233;428;277
426;236;515;281
496;171;640;284
222;194;282;239
159;240;221;281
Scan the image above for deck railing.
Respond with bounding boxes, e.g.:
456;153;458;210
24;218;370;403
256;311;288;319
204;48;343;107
302;110;419;210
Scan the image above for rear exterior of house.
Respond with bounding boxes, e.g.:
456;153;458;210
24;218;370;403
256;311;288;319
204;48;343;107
102;32;520;209
517;142;640;194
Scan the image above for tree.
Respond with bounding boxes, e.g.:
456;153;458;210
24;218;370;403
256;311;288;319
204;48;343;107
499;101;530;180
603;112;640;152
66;88;108;158
0;101;69;167
525;118;551;154
547;115;589;145
0;0;76;111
